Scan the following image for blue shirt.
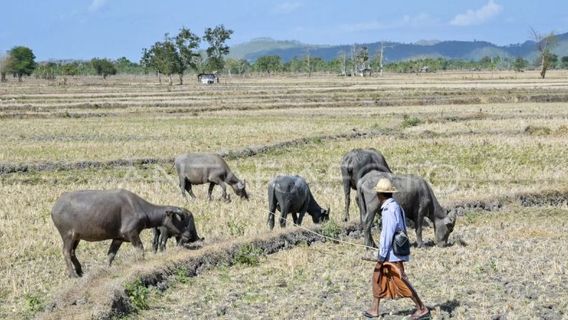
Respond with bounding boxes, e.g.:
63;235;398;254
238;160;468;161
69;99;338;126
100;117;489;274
378;198;410;262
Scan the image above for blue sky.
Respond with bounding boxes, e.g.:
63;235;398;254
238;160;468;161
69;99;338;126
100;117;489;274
1;0;566;61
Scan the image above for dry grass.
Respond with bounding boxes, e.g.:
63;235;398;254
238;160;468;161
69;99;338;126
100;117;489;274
1;72;567;318
133;207;568;320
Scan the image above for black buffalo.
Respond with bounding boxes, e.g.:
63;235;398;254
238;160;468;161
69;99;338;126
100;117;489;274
267;175;330;229
357;171;456;248
340;148;392;222
51;189;201;277
152;212;204;253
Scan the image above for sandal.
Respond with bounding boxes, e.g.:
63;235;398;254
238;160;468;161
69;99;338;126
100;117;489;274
362;310;380;318
411;308;431;320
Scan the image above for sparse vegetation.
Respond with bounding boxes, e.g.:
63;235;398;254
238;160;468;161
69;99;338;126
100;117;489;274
1;71;568;318
234;244;264;266
125;279;150;311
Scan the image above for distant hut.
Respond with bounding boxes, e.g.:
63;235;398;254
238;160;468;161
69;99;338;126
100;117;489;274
197;73;218;84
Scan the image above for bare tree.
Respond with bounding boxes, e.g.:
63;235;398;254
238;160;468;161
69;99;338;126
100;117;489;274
0;54;9;82
338;50;347;76
378;42;394;76
530;28;557;79
304;47;311;77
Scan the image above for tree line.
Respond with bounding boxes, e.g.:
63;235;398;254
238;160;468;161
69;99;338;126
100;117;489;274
1;29;566;82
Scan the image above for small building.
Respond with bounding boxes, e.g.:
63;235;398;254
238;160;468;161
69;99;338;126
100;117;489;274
197;73;218;84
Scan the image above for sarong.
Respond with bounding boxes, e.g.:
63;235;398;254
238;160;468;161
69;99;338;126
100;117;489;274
372;261;415;299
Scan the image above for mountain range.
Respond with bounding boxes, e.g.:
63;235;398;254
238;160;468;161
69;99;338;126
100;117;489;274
228;32;568;63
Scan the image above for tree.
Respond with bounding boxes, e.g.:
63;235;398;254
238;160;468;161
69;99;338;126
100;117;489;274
114;57;143;74
203;25;233;72
142;35;181;85
354;46;369;74
561;56;568;69
91;58;117;79
530;28;557;79
0;54;10;82
60;62;79;84
513;57;528;72
225;58;250;76
142;28;200;85
6;46;36;81
254;55;282;74
34;62;57;80
175;27;201;84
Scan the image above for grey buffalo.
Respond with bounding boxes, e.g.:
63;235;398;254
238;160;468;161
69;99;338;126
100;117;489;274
51;189;201;277
175;153;249;202
340;148;392;222
267;175;330;229
357;171;456;248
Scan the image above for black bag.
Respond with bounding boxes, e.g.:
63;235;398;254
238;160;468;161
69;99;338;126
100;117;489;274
393;231;410;256
392;208;410;256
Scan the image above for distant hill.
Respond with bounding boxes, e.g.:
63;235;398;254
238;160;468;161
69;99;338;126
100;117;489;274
229;32;568;63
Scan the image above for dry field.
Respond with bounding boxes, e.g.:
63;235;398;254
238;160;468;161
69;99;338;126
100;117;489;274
0;71;567;319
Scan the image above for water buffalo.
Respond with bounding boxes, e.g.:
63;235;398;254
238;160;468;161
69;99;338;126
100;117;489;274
51;189;201;278
175;153;249;202
341;148;392;222
267;175;330;229
152;212;204;253
357;171;456;248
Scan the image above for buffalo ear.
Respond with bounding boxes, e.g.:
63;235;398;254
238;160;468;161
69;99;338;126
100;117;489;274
166;210;174;218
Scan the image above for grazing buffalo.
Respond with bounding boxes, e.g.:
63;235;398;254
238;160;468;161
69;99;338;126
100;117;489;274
267;175;330;229
357;171;456;248
152;212;204;252
340;148;392;222
175;153;249;202
51;189;200;278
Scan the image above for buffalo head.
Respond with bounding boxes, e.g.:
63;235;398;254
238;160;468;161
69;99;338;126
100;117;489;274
313;206;330;224
235;180;250;200
166;208;204;244
434;209;456;247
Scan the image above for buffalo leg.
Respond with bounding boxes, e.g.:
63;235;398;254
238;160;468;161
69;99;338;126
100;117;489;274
297;211;306;225
415;216;425;248
207;183;215;201
179;177;188;199
267;211;275;230
62;237;80;278
343;182;351;222
70;240;83;277
363;212;376;248
152;228;159;253
356;194;366;229
210;178;230;202
291;212;299;225
279;211;287;228
129;233;145;260
268;198;277;230
158;229;168;252
107;239;123;266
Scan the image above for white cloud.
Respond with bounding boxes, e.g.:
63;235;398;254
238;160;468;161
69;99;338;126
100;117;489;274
88;0;108;12
340;13;437;32
273;2;303;14
450;0;503;26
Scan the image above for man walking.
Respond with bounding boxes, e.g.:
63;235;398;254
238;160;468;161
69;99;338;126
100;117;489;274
363;178;430;319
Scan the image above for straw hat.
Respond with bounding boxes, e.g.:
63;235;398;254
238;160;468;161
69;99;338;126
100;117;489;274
374;178;398;193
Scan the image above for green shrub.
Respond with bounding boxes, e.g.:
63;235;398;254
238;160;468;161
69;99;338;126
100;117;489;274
227;219;245;237
401;114;421;128
125;279;149;311
234;244;263;266
24;293;43;314
321;219;342;239
175;267;191;284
